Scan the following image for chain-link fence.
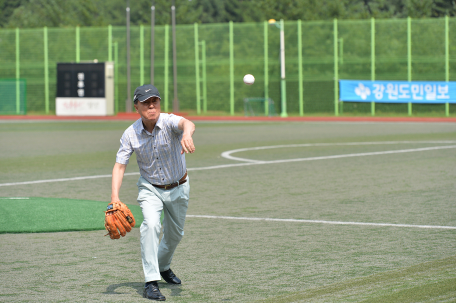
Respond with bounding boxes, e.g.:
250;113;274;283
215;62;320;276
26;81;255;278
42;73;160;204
1;17;455;116
0;79;26;115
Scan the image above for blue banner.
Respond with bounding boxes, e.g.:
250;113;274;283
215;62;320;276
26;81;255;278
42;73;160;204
339;80;456;103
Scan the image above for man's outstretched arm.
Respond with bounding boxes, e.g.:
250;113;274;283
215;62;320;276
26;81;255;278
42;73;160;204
111;162;127;203
178;118;196;154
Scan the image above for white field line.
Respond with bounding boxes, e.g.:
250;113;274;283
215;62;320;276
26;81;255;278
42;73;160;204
1;142;456;187
186;215;456;230
0;197;29;199
0;172;140;187
221;140;456;162
191;145;456;170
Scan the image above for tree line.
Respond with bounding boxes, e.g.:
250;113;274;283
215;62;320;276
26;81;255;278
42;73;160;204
1;0;456;28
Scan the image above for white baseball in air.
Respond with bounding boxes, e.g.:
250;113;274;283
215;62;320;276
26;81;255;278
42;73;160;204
243;74;255;85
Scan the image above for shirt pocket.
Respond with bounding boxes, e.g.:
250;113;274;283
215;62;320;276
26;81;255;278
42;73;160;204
159;133;172;155
133;135;151;163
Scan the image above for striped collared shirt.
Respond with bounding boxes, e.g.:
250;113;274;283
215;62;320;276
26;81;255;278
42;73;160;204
116;113;186;185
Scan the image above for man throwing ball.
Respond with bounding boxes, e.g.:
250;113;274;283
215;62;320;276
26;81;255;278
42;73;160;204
111;84;196;301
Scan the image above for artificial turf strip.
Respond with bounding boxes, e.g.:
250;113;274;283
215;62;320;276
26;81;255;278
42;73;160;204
0;197;144;233
259;255;456;302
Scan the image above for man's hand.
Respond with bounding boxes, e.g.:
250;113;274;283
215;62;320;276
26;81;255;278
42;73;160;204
178;118;196;154
181;134;195;154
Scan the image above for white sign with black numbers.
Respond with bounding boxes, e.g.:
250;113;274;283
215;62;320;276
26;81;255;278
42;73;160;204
56;97;107;116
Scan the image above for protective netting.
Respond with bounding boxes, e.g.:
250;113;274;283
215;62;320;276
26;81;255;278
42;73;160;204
0;18;455;115
0;79;26;114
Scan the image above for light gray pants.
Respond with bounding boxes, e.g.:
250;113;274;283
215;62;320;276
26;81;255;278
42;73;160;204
136;175;189;282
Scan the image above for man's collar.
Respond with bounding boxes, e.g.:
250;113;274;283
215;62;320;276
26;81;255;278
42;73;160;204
155;113;164;129
134;113;163;134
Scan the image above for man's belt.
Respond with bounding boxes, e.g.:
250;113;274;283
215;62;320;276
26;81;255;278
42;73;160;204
152;172;187;190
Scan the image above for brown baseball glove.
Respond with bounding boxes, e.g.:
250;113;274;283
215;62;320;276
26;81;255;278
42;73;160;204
104;201;136;239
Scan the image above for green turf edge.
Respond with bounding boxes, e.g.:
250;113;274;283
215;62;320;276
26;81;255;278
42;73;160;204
257;255;456;302
0;197;144;234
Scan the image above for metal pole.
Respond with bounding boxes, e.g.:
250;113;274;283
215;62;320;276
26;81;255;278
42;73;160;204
445;15;450;117
280;19;287;118
126;1;132;113
339;38;344;64
407;16;412;116
140;24;144;85
171;1;179;112
114;42;119;114
44;26;49;114
151;5;155;84
164;25;170;112
194;23;200;115
202;40;207;113
264;21;269;116
229;21;234;116
76;26;80;63
371;17;375;116
337;31;343;122
16;28;20;114
298;19;303;116
108;25;112;61
333;19;339;117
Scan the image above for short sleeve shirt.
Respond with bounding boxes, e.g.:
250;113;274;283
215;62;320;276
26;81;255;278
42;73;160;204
116;113;186;185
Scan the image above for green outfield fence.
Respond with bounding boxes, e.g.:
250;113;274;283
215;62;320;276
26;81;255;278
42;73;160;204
1;17;456;116
0;79;26;115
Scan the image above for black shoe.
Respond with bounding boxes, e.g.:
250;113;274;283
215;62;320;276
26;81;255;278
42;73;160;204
160;268;181;284
143;281;166;301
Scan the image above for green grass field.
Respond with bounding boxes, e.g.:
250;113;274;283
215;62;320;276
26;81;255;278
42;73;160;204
0;120;455;302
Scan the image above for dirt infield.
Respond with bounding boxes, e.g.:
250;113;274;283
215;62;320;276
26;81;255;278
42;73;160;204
1;113;456;123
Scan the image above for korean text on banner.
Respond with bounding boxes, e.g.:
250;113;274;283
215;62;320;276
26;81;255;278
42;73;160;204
339;80;456;104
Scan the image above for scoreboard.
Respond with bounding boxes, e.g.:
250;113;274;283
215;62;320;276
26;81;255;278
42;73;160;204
55;62;114;116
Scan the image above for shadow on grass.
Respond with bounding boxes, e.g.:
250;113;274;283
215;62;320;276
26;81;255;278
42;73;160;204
104;281;183;297
160;282;184;297
103;282;144;296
